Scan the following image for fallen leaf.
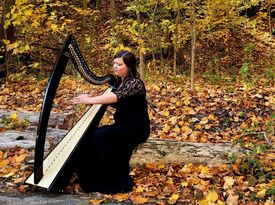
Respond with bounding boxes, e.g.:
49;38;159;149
10;112;17;121
226;194;238;205
256;188;266;198
168;193;179;204
223;176;235;189
89;199;104;205
205;190;219;202
14;153;28;163
130;195;148;205
113;193;129;202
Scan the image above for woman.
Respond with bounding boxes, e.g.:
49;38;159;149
70;50;150;194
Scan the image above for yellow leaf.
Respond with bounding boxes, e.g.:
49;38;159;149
163;124;170;132
223;176;235;189
181;181;188;187
89;199;104;204
198;199;208;205
256;189;266;198
181;126;192;135
199;117;208;125
265;199;274;205
175;101;181;107
217;200;224;205
168;193;179;204
0;159;9;167
180;163;193;174
206;190;219;202
113;193;129;202
10;112;17;121
14;153;27;163
183;98;190;105
0;150;3;158
3;172;15;178
135;186;145;193
130;195;148;205
208;114;215;121
52;23;58;30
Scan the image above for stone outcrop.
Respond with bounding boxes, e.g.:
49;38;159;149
0;127;240;166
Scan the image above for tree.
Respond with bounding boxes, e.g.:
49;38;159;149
0;0;15;81
190;0;196;92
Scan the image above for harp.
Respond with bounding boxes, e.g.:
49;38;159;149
25;34;115;191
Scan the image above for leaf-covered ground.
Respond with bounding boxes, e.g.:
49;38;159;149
0;75;274;204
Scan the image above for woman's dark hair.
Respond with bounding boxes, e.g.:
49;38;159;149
114;50;140;82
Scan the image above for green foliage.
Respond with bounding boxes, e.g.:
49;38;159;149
0;116;29;130
265;65;275;82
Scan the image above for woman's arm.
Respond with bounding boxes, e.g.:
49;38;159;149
72;92;118;105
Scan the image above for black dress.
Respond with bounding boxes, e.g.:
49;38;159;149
57;78;150;194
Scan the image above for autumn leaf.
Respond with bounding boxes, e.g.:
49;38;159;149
130;195;148;205
168;193;179;204
14;153;28;163
16;185;29;193
89;199;104;204
10;112;17;121
226;194;239;205
13;176;26;184
0;159;9;167
223;176;235;189
205;190;219;202
199;117;208;125
113;193;129;202
146;163;156;170
256;189;266;198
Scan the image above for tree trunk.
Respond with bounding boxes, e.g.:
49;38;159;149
268;1;273;35
151;2;158;84
173;0;180;77
136;0;145;80
110;0;115;20
1;0;15;82
190;0;196;92
0;0;15;41
80;0;88;54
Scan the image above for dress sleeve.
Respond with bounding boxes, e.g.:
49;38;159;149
113;78;146;100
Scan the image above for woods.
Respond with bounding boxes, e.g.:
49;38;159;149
0;0;274;204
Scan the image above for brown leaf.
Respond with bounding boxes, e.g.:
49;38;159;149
113;193;129;202
16;185;29;193
130;195;148;205
89;199;104;205
226;194;239;205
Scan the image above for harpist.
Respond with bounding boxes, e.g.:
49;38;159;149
58;50;150;194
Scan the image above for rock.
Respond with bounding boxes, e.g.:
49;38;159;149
0;110;74;129
0;194;92;205
0;126;68;151
0;127;240;166
131;139;240;166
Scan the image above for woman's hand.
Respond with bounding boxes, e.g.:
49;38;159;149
72;94;92;105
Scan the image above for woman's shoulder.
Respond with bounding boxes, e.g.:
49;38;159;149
125;78;144;86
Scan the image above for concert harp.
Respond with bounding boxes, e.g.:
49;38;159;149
25;34;115;191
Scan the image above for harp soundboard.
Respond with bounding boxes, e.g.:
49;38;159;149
25;89;111;189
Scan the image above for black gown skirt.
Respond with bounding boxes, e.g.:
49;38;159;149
54;124;142;194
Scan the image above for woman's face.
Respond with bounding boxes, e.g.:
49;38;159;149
113;57;128;79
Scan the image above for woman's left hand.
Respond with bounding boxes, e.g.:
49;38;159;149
72;94;92;105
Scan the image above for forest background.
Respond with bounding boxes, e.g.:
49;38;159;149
0;0;274;204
